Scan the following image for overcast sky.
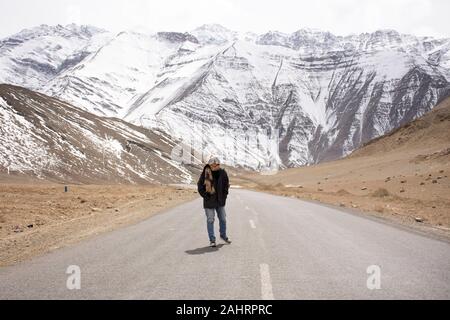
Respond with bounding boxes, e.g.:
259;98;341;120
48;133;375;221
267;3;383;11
1;0;449;39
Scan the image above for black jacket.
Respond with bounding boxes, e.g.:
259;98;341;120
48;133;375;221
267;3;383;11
197;167;230;208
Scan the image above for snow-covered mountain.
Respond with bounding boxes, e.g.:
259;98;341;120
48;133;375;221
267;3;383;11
1;24;449;169
0;84;195;183
0;24;111;90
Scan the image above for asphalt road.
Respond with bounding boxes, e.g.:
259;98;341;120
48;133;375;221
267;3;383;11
0;189;449;299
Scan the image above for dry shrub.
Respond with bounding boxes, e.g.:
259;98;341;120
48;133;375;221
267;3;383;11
336;189;350;196
371;188;390;197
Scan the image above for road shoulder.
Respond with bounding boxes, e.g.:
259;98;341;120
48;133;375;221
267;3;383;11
0;184;198;267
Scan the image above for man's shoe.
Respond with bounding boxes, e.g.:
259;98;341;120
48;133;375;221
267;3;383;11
221;236;232;244
210;241;217;247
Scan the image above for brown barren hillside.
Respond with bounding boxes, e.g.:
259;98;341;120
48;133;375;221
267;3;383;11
350;96;450;158
240;97;450;237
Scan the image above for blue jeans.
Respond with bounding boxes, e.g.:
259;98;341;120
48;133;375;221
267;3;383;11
204;206;227;242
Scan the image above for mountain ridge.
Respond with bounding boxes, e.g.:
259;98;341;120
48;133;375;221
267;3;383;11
1;24;449;170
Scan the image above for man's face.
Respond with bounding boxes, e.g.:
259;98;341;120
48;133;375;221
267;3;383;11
210;163;220;171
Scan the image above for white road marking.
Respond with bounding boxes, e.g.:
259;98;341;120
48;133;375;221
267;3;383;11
249;219;256;229
260;263;274;300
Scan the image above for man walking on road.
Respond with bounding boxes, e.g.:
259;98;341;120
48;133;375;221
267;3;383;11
197;157;231;247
